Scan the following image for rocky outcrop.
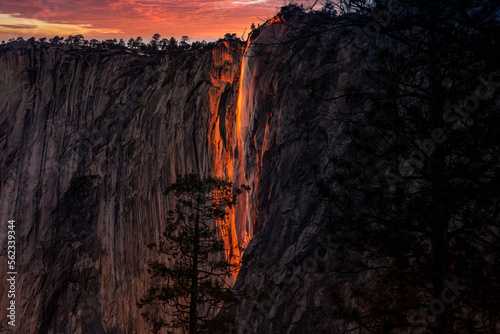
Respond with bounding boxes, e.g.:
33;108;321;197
1;13;362;333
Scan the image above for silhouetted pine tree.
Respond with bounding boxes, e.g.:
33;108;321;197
138;174;248;334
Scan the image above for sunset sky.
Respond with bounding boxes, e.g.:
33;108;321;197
0;0;313;42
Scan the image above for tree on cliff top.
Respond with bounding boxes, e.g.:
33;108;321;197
150;33;161;50
224;33;238;40
138;174;248;334
180;36;190;50
313;0;500;333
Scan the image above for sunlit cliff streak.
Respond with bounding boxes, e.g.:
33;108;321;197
210;20;285;276
234;38;253;251
209;40;252;274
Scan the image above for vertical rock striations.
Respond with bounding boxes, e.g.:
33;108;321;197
1;12;362;333
0;41;245;333
228;15;363;333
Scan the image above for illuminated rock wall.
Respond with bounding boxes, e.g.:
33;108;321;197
0;13;359;333
0;41;245;333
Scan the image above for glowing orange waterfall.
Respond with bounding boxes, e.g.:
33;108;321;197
233;44;250;256
209;41;251;276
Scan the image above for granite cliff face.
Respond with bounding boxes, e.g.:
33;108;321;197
0;15;357;333
0;40;246;333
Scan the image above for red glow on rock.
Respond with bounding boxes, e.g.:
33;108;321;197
209;41;251;277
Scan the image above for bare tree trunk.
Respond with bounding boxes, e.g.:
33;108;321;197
189;209;200;334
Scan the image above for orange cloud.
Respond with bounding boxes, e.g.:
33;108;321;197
0;0;313;41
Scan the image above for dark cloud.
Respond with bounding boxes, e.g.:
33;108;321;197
0;24;38;29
